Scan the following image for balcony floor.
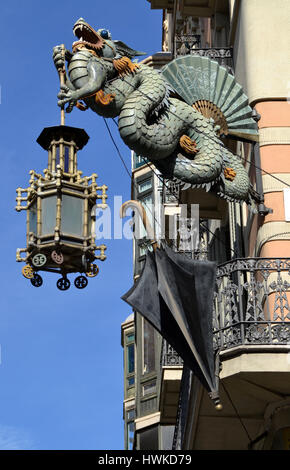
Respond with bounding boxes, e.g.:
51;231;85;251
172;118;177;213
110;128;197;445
189;349;290;450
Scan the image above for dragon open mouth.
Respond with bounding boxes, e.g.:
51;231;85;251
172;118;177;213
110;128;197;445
72;18;104;54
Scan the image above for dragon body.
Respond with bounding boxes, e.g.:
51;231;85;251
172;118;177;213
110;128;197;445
53;18;257;203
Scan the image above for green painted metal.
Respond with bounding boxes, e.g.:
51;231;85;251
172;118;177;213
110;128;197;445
53;19;259;205
162;56;258;141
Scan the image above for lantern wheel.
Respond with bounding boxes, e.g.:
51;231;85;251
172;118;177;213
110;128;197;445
74;275;88;289
32;253;47;267
22;264;34;279
57;277;71;291
30;273;43;287
86;264;99;278
51;250;64;265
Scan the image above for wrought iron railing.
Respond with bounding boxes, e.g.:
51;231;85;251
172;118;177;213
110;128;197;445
161;338;183;367
175;33;201;55
174;37;234;72
163;179;181;204
191;47;233;67
171;257;290;450
213;258;290;351
162;257;290;366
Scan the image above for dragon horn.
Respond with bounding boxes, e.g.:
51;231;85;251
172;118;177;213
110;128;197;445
113;40;146;58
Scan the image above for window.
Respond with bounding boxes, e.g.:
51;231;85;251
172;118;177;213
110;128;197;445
127;376;135;387
138;178;152;193
126;409;135;450
142;380;156;396
138;193;154;239
143;319;155;374
133;174;154;275
127;344;134;374
125;332;135;391
127;421;134;450
133;153;148;169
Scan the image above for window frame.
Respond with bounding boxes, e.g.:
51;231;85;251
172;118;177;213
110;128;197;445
133;172;154;275
125;330;135;391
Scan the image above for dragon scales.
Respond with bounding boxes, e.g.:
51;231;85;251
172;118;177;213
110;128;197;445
53;18;259;204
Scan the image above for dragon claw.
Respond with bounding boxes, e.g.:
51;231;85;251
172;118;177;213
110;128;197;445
53;45;66;71
58;88;73;101
57;84;79;111
66;101;76;113
57;99;76;112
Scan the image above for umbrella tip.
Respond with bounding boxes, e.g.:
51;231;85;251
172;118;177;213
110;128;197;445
209;391;222;410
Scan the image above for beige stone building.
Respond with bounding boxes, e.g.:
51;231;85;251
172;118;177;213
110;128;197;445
121;0;290;450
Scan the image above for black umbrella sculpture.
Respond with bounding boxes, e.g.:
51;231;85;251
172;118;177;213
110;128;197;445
121;201;222;410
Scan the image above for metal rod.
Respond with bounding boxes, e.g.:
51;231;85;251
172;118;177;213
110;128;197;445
59;44;66;126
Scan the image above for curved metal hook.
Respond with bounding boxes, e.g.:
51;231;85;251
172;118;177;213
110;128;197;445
120;200;159;251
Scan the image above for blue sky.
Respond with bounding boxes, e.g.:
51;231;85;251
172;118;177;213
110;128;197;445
0;1;162;450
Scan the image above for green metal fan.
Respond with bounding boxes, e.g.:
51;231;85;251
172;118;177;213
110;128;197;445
162;55;259;142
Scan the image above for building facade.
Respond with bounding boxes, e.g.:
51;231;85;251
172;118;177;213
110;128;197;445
122;0;290;450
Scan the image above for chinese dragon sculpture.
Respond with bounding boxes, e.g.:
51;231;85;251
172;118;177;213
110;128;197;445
53;18;259;204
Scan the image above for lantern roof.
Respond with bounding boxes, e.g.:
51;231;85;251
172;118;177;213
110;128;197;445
37;125;89;150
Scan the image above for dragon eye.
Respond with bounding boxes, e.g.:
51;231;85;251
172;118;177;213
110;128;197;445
100;29;110;39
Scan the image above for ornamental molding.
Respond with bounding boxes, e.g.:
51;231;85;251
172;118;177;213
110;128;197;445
255;221;290;256
220;352;290;379
135;412;161;431
259;127;290;146
262;173;290;193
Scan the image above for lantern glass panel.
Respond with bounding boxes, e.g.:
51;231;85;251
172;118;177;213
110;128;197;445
29;201;37;235
55;146;60;166
64;146;69;172
61;195;83;237
88;202;94;237
41;196;57;235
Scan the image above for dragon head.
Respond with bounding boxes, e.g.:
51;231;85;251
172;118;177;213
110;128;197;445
72;18;146;59
72;18;116;57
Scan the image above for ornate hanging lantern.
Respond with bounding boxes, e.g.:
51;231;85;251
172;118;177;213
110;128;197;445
15;43;108;290
15;124;108;290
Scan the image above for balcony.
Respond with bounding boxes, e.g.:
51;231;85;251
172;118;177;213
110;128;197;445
171;257;290;450
148;0;229;16
162;339;184;367
160;339;183;424
174;36;234;72
147;0;175;10
214;258;290;354
157;255;290;359
175;33;201;55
